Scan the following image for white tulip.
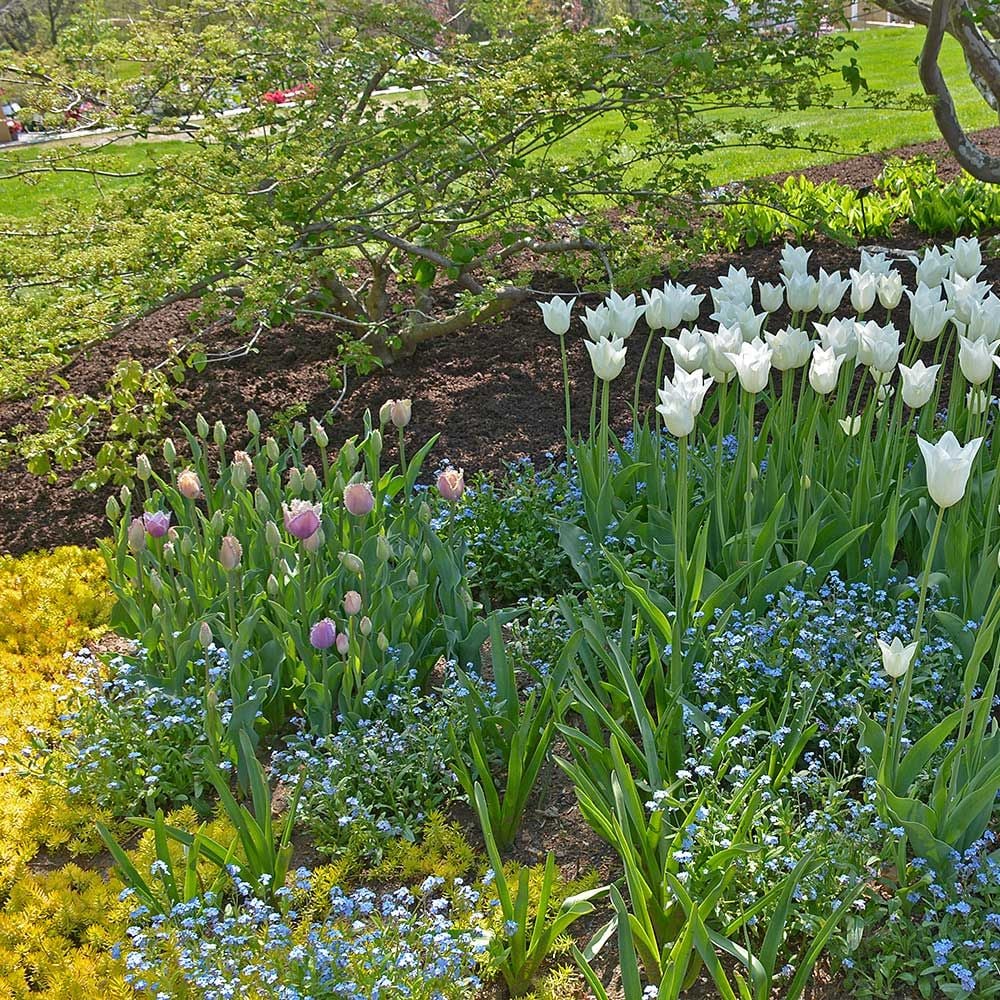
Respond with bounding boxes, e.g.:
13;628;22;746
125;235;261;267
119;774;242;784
716;265;755;307
913;245;952;287
814;316;858;360
582;304;613;341
962;295;1000;342
951;236;984;279
759;281;784;313
943;274;990;325
898;360;940;409
780;243;812;278
585;335;628;381
817;268;850;314
733;305;768;343
877;636;918;679
856;320;903;374
663;328;709;373
877;271;904;310
850;269;878;314
725;338;773;393
656;368;714;438
782;272;820;313
605;291;646;339
710;299;742;329
643;287;684;332
765;326;812;371
906;284;953;342
538;296;575;336
860;249;893;275
967;388;992;416
917;431;984;508
702;324;743;381
958;334;999;385
808;344;845;394
838;415;863;436
671;282;705;323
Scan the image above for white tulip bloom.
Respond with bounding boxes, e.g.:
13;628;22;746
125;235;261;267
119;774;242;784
906;284;953;342
765;326;812;371
951;236;984;279
780;243;812;278
717;265;755;305
538;296;575;336
663;327;709;373
759;281;784;313
670;282;706;323
733;305;768;343
808;344;845;394
860;250;893;275
656;368;714;438
585;335;628;381
814;316;858;360
643;287;684;332
605;291;646;340
856;320;903;374
702;324;743;381
961;295;1000;342
958;334;999;385
877;637;918;679
898;360;940;409
944;274;991;325
582;304;613;342
782;273;820;314
710;299;742;329
967;388;992;416
725;338;773;393
913;245;952;288
917;431;984;508
877;271;904;310
817;268;850;314
838;415;863;436
850;269;878;314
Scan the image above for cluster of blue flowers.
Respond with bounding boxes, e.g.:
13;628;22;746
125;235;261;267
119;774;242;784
119;871;485;999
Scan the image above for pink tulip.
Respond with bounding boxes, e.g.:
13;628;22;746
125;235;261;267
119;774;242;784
282;499;322;540
127;517;146;553
436;466;465;502
143;511;172;538
309;618;337;650
343;590;362;616
335;632;350;655
219;535;243;571
343;482;375;518
177;469;202;500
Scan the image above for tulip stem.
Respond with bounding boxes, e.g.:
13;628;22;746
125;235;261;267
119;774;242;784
633;327;656;438
714;381;727;555
599;379;610;488
668;433;689;774
559;334;573;459
744;390;754;580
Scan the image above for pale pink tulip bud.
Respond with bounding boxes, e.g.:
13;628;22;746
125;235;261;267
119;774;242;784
231;451;253;488
376;631;389;652
282;499;322;540
343;590;362;616
309;618;336;650
436;467;465;502
343;482;375;518
143;511;171;538
359;616;372;636
379;400;393;427
335;632;350;656
339;552;364;576
199;621;213;648
178;469;202;500
219;535;243;571
389;398;412;429
303;527;325;553
302;465;318;492
136;454;152;481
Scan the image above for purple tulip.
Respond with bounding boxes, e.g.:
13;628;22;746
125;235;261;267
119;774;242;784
143;511;172;538
309;617;337;650
282;499;322;540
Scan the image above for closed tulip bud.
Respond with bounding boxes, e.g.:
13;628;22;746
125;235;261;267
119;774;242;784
106;495;121;522
422;545;432;564
311;419;329;449
342;440;358;469
279;558;293;580
340;551;365;576
247;409;261;436
152;602;161;618
538;296;575;336
370;429;383;456
376;535;392;562
230;461;249;491
180;534;194;556
343;482;375;517
178;469;202;500
219;535;243;571
302;465;318;492
418;502;432;524
265;519;282;551
359;615;373;636
402;544;415;562
379;400;393;426
149;569;163;595
163;438;177;465
377;631;389;652
210;510;225;533
265;437;280;462
267;574;280;596
199;621;213;647
800;474;811;490
303;527;325;553
232;450;253;482
309;618;336;650
407;569;419;588
196;413;210;439
287;467;303;495
343;590;362;616
585;335;628;381
292;422;306;446
127;517;146;553
877;636;918;679
120;484;131;505
389;399;412;429
136;454;152;481
335;632;350;655
254;488;269;516
437;467;465;502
